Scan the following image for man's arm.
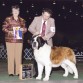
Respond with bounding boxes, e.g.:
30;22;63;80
28;17;39;35
45;18;55;40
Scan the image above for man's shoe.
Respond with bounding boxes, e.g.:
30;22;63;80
9;74;14;76
33;74;38;78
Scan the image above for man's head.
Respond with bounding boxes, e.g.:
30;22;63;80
42;8;53;21
12;5;20;17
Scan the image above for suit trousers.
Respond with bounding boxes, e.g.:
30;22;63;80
6;42;23;75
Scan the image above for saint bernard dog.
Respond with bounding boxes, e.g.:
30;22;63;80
31;35;78;81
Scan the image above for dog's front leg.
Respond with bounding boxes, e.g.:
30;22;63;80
36;62;44;80
43;65;52;81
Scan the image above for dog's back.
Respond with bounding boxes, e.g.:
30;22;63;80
50;46;76;64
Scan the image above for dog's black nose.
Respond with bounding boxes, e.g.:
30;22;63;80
33;42;36;47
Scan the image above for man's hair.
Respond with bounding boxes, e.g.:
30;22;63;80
12;5;20;10
42;8;53;16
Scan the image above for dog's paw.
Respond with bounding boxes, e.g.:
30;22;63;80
36;76;42;80
73;75;78;79
43;77;49;81
63;74;68;77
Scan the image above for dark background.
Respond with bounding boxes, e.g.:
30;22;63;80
0;0;83;51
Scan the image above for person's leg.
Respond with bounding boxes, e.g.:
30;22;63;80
15;43;23;75
6;42;15;75
33;59;38;77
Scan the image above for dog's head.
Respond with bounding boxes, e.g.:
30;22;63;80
29;35;47;50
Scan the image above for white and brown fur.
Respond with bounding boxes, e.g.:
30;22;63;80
31;35;78;81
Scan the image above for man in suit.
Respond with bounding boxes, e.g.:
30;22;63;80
28;8;56;77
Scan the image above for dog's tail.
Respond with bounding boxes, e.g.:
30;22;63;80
66;48;76;64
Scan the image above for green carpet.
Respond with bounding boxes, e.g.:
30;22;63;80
0;61;83;81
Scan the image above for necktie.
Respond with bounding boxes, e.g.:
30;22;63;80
41;21;46;37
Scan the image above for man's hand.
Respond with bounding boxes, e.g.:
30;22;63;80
42;36;49;41
33;32;40;36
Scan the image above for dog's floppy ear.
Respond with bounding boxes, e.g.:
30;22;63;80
37;37;47;49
